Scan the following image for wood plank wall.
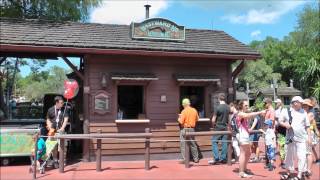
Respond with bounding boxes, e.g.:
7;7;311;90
87;55;230;156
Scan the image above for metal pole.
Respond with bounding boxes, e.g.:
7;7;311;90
96;129;102;172
145;128;150;170
59;138;65;173
32;134;38;180
184;130;190;168
227;134;232;166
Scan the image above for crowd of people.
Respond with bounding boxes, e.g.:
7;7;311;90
178;94;320;179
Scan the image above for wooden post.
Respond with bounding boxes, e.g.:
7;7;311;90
96;129;102;172
59;138;65;173
227;133;232;166
32;133;38;180
184;130;190;168
145;128;150;170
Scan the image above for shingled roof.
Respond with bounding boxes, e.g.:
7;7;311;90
0;18;260;57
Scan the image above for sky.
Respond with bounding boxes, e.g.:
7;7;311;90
20;0;316;77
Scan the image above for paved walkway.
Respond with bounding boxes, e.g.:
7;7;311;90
1;157;320;180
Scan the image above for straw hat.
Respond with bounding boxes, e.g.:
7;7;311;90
303;99;313;107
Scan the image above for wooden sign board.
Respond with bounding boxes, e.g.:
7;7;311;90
93;90;110;114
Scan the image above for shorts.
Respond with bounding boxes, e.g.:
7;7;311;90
237;129;250;145
249;133;260;143
266;145;276;160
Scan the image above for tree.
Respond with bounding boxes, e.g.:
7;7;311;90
240;4;319;99
19;66;69;101
0;0;102;118
0;0;101;22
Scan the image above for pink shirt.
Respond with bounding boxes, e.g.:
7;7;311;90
265;108;275;127
236;116;249;133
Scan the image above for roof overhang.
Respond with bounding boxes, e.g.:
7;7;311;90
0;44;261;60
175;74;220;84
110;73;158;81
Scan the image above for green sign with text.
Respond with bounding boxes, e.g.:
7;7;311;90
131;18;185;41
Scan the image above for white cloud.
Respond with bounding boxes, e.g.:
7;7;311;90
90;0;169;24
221;1;305;24
250;30;261;39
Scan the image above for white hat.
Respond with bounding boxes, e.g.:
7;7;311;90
291;96;304;103
274;99;282;103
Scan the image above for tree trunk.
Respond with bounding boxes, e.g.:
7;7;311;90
0;79;8;119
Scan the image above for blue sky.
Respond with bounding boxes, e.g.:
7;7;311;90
20;0;316;77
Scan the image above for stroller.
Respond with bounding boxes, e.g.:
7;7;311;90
30;138;59;174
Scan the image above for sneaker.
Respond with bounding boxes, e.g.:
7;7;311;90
280;163;286;169
239;172;253;178
193;159;199;163
268;164;273;171
178;160;185;164
315;159;320;164
219;159;227;164
208;159;219;165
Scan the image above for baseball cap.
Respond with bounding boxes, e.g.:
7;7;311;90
274;99;282;103
182;98;190;106
264;119;273;127
291;96;304;103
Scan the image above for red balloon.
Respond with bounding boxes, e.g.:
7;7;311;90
63;79;79;99
64;88;74;100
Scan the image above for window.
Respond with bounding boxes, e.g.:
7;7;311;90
180;86;205;117
117;85;144;119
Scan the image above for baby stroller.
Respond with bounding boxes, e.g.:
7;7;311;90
30;138;59;174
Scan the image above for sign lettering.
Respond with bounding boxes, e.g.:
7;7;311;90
131;18;185;41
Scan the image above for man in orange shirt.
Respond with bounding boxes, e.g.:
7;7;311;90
178;98;200;163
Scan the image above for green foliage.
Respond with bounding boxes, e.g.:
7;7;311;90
0;0;101;22
17;66;68;100
240;4;319;99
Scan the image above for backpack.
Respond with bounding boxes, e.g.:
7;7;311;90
286;107;294;144
230;113;239;135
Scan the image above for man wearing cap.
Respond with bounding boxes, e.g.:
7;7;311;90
275;98;286;169
178;98;200;163
279;96;312;180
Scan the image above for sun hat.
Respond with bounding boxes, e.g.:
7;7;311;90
291;96;304;103
302;99;313;107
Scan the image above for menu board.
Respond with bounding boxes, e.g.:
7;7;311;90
93;91;110;114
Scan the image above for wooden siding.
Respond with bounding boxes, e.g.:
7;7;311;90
87;55;230;156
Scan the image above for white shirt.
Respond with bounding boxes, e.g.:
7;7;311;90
280;107;310;143
265;128;276;147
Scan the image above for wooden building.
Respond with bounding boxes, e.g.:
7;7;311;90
0;17;260;160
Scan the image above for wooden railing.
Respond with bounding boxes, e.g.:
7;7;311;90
183;129;262;168
32;128;152;179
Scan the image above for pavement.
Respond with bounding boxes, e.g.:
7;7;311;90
1;156;320;180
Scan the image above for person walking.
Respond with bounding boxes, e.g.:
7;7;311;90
302;98;320;178
275;99;286;169
208;93;230;165
236;100;265;178
279;96;312;180
178;98;200;164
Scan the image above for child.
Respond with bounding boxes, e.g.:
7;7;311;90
30;133;46;172
259;119;276;171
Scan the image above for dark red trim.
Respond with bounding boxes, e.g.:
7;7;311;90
0;44;261;60
232;60;245;78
